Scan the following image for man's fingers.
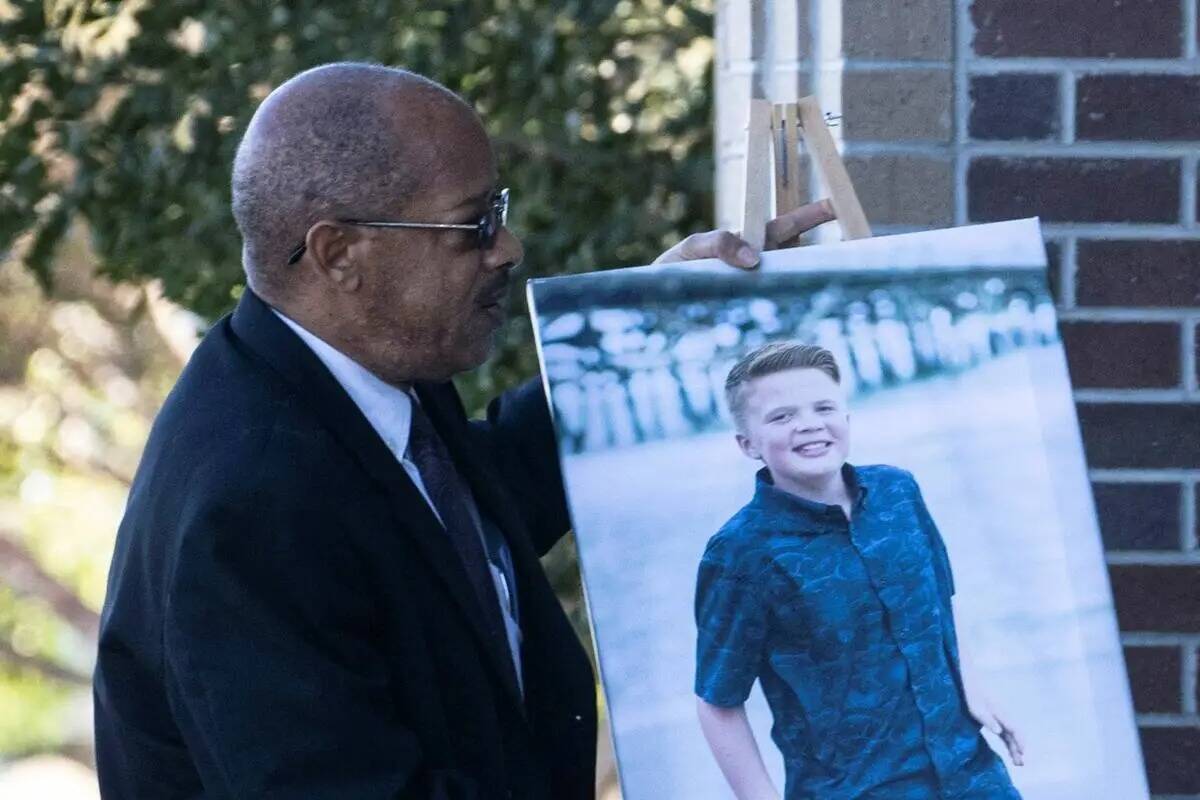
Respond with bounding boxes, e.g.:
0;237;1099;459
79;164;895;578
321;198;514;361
677;230;759;269
764;198;836;249
651;199;835;266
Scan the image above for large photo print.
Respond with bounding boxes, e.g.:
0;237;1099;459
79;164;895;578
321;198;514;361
528;220;1147;800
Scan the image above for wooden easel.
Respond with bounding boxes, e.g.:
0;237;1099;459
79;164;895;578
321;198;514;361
741;97;872;249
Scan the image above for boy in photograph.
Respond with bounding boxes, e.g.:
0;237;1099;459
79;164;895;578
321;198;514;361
694;341;1024;800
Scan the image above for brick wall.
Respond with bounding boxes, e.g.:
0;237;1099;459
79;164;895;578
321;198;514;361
715;1;1199;796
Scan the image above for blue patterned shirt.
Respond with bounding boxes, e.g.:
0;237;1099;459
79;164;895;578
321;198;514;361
695;464;1020;800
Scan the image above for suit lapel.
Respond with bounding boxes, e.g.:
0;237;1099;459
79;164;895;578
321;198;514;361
229;291;525;712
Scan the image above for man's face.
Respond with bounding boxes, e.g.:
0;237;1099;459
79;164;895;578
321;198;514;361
735;368;851;492
347;104;523;384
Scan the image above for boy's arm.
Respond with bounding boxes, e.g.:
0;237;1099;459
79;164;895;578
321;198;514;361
694;544;774;792
696;699;781;800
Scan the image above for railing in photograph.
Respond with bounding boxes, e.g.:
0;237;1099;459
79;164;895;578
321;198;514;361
534;267;1057;454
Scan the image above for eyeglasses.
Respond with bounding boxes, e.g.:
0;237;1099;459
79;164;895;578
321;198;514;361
286;187;510;266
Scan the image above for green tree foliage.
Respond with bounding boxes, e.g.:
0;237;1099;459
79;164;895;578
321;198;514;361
0;234;188;760
0;0;716;411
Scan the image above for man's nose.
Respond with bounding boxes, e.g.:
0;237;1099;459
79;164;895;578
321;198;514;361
485;225;524;272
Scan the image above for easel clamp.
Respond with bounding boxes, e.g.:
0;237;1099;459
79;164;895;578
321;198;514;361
741;97;872;250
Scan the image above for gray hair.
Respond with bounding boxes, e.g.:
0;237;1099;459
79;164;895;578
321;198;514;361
230;62;468;298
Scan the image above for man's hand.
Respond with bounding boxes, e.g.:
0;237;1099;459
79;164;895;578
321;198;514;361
968;691;1026;767
653;199;836;268
765;198;836;251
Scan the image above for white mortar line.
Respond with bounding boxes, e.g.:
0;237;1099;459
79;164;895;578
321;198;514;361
1187;0;1198;60
841;60;954;71
964;141;1198;156
971;58;1200;74
954;0;971;226
1061;236;1078;308
1186;319;1200;395
1042;224;1200;240
1061;308;1200;322
1184;474;1199;551
1182;643;1198;714
844;141;1199;157
1074;389;1196;403
1122;632;1200;646
954;155;969;226
1091;469;1200;482
1135;713;1200;726
843;142;956;156
1061;68;1076;144
1106;552;1200;565
1183;154;1198;229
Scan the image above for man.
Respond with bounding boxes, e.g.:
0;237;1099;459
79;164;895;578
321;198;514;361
93;62;833;799
695;342;1023;800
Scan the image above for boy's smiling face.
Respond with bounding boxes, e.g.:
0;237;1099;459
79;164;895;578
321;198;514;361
735;367;850;492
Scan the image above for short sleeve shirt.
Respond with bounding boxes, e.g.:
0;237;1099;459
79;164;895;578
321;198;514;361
694;465;1020;800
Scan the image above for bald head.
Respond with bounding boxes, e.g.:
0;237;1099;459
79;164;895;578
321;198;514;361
231;62;482;299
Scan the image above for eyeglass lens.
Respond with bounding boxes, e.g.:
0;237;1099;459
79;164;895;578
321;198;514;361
480;190;509;249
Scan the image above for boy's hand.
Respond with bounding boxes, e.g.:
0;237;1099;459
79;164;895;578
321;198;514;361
652;199;836;269
968;694;1026;766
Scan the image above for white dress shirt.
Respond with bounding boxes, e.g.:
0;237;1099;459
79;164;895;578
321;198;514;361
272;309;523;689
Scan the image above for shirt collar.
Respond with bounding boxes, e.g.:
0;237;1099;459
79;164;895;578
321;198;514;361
271;308;415;463
751;463;868;532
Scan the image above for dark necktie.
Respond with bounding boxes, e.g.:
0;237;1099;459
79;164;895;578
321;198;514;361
405;398;510;655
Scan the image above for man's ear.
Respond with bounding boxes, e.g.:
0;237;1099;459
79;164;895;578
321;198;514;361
307;221;362;292
736;432;761;461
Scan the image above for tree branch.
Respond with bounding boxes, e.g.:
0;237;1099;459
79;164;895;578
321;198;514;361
143;280;200;369
0;532;100;638
0;636;91;687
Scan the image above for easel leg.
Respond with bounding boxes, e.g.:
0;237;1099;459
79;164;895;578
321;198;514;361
740;96;873;245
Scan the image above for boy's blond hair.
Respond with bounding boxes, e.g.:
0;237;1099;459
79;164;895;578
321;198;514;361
725;341;841;431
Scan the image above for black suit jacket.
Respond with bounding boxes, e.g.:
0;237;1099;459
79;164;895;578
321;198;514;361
94;289;596;799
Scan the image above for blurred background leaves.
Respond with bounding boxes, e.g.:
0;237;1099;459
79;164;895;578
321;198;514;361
0;0;716;788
